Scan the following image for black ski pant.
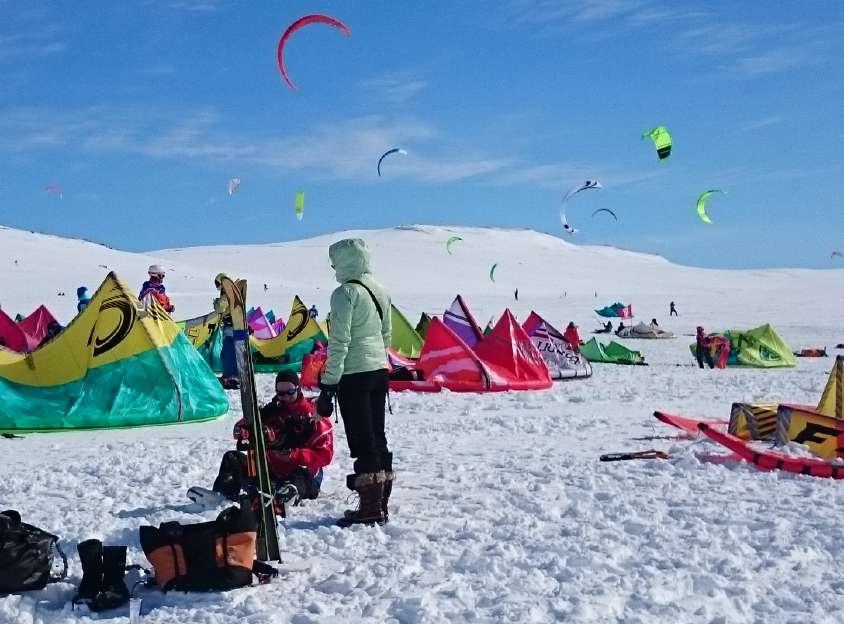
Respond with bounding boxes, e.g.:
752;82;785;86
696;344;714;369
338;369;392;475
212;450;321;500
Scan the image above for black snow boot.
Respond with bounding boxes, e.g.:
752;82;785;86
337;472;386;528
91;546;130;612
73;539;103;608
382;471;395;523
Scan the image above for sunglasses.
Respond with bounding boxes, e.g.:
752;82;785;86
275;386;298;396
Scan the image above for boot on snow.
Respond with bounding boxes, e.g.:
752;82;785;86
72;539;103;607
337;472;386;527
73;542;129;612
382;471;395;522
93;545;130;611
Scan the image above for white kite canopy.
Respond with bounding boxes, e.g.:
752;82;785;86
560;180;602;234
522;311;592;380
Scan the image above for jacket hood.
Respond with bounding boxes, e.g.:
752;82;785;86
329;238;371;283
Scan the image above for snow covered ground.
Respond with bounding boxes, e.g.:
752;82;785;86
1;225;843;623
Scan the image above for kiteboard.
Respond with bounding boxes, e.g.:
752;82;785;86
698;423;844;480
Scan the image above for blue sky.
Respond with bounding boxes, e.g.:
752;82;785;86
1;0;842;268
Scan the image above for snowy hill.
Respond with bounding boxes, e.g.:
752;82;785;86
3;223;841;339
2;225;844;623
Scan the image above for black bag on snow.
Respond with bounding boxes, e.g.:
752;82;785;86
139;498;275;592
0;510;67;593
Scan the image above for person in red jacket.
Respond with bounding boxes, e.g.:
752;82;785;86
211;370;334;507
563;321;582;352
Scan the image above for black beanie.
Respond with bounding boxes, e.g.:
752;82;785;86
275;370;299;386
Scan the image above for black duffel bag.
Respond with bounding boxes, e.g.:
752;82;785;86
0;510;67;593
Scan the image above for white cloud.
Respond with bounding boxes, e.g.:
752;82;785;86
741;115;785;132
0;108;513;184
490;161;665;189
500;0;826;78
0;106;668;189
733;48;810;76
0;34;65;62
360;73;431;104
168;0;225;11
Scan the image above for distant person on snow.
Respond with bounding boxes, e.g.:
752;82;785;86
669;301;678;317
514;288;519;301
563;322;582;350
308;304;318;319
650;318;659;328
615;321;625;335
213;273;240;390
603;321;613;333
77;286;91;312
264;283;268;292
210;370;333;508
695;326;714;369
139;265;174;313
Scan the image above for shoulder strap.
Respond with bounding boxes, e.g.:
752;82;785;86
346;280;383;322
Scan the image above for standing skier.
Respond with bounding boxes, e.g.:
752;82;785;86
669;301;678;317
317;239;393;527
563;321;582;351
139;265;174;313
696;326;714;369
213;273;240;389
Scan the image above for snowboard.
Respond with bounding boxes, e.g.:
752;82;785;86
218;275;282;562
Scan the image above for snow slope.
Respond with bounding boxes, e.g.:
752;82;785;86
1;225;843;623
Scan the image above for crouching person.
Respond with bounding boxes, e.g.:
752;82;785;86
212;370;333;510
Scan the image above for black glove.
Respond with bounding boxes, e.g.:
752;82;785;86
316;383;338;418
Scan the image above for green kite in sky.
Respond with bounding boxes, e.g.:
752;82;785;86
642;126;672;160
696;189;724;224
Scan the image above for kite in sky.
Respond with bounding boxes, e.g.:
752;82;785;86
642;126;672;160
560;180;602;234
277;14;350;90
377;148;408;177
44;184;63;199
592;208;617;221
696;190;725;224
446;236;463;255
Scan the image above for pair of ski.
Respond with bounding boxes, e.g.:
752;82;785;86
214;276;282;562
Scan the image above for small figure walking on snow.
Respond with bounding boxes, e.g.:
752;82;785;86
669;301;678;317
